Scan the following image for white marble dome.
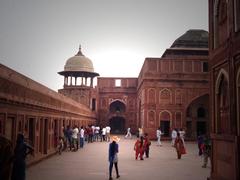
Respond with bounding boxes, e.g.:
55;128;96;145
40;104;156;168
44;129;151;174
64;47;95;73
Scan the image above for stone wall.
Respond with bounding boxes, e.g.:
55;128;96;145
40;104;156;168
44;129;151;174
0;64;96;165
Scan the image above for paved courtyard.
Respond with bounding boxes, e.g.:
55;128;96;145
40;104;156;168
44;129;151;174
27;136;210;180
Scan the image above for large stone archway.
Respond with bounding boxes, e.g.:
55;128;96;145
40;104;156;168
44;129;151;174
185;94;209;138
109;116;125;134
108;100;126;134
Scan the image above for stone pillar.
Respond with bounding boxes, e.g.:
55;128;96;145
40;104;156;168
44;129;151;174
64;76;68;86
85;77;87;86
81;77;83;85
75;77;77;86
90;77;93;87
70;76;72;86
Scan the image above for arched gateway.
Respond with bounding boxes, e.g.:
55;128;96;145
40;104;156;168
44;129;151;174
185;94;209;138
108;100;126;134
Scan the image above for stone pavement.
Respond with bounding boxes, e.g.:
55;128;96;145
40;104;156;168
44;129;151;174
27;136;210;180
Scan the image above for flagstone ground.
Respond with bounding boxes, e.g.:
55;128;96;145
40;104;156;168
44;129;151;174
27;136;210;180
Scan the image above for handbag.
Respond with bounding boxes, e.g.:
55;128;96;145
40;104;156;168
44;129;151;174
113;153;118;163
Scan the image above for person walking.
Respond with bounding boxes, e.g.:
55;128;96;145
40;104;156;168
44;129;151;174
134;136;144;160
179;128;186;145
174;132;186;159
144;133;151;158
108;136;120;180
202;135;211;168
171;128;177;146
125;127;132;139
156;127;163;146
11;133;33;180
197;133;204;156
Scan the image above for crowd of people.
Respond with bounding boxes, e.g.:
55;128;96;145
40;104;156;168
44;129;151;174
59;125;112;153
0;125;211;180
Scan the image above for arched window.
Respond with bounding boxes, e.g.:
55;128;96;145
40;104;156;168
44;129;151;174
159;111;172;137
215;70;230;134
148;88;156;104
160;88;172;104
175;89;182;105
148;110;156;127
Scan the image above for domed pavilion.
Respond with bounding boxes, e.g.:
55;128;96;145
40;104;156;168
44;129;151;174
58;46;99;108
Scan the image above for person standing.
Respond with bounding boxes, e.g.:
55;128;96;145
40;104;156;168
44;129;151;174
156;127;163;146
202;135;211;168
57;137;64;155
95;126;100;141
72;125;79;151
125;127;132;139
106;126;111;142
11;133;33;180
171;128;177;146
80;126;85;148
0;135;13;180
65;125;73;151
174;132;186;159
197;133;204;156
138;127;143;138
102;127;106;141
179;128;186;145
108;136;120;180
134;136;144;160
144;133;151;158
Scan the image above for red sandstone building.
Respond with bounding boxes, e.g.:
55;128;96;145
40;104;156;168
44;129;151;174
0;29;210;164
209;0;240;179
1;2;239;178
57;29;210;140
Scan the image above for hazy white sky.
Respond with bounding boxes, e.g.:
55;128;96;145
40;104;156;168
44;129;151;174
0;0;208;91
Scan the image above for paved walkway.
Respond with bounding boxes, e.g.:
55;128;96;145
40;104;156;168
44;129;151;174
27;136;210;180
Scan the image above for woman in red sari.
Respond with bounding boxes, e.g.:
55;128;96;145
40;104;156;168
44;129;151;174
174;132;186;159
134;136;144;160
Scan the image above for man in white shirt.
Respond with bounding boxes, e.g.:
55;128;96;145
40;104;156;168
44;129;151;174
125;127;132;139
80;126;85;148
102;127;106;141
72;125;79;151
156;127;163;146
95;126;100;141
179;128;186;145
91;125;96;142
106;126;111;142
171;128;177;146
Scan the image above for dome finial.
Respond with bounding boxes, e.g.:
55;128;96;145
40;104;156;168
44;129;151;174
76;44;84;56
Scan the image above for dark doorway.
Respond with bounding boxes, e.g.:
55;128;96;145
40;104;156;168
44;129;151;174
5;117;14;141
109;117;125;134
160;121;170;137
197;121;206;136
29;118;34;147
44;119;48;154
